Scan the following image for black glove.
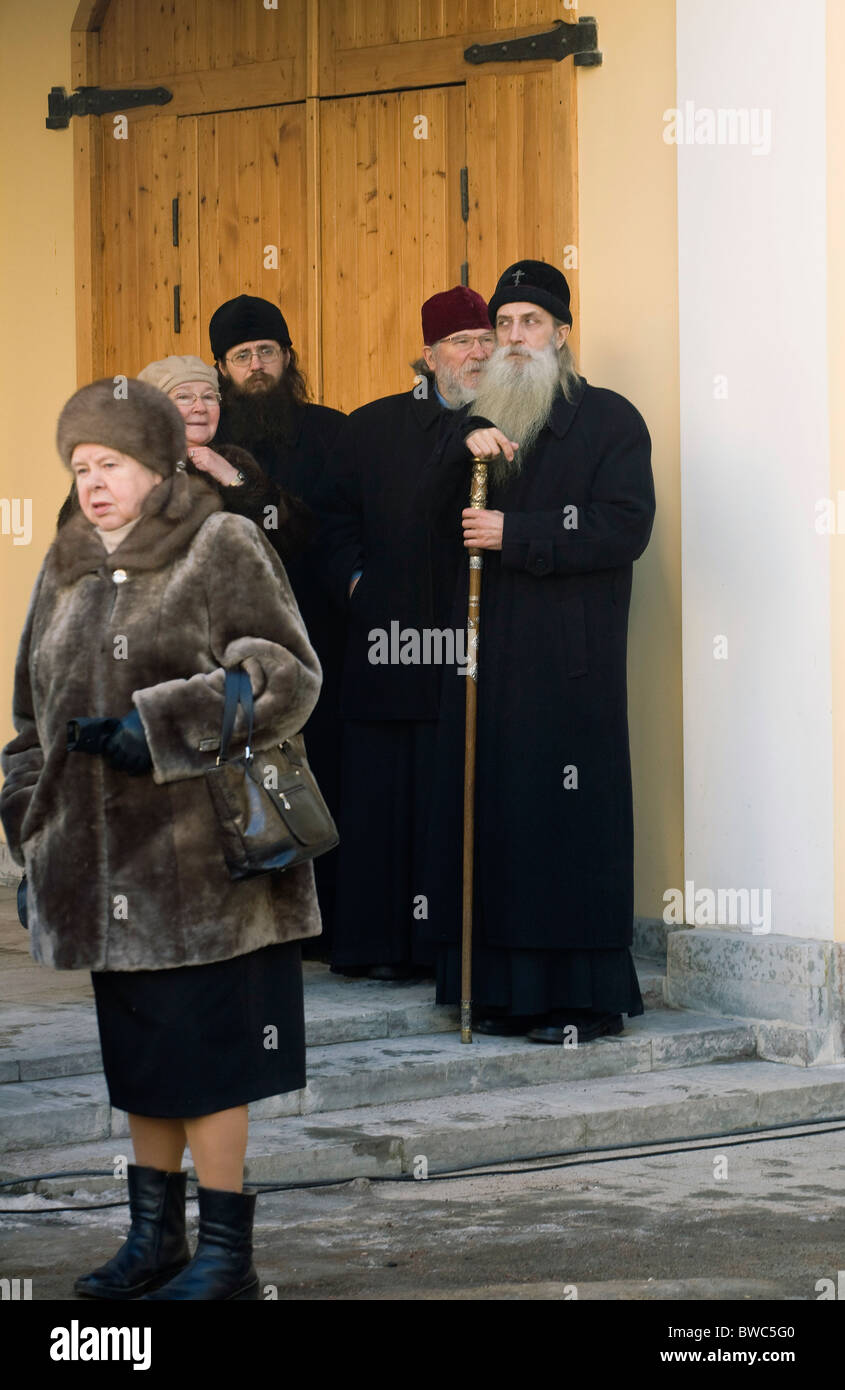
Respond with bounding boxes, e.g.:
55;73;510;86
67;716;120;755
102;709;153;776
17;875;28;931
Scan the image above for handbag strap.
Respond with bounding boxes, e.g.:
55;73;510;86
218;667;255;762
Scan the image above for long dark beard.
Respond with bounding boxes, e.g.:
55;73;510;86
471;342;561;486
218;369;303;452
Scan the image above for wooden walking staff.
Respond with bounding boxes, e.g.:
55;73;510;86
461;458;489;1043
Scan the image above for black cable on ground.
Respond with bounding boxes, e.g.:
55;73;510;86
1;1115;844;1213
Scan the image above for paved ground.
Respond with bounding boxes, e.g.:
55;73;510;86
3;883;843;1312
2;1127;843;1301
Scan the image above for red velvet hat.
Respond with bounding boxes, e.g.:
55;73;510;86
421;286;491;346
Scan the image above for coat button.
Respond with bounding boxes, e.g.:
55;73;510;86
112;569;128;584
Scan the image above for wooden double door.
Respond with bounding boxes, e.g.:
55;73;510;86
77;0;579;414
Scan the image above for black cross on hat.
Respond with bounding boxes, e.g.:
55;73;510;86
488;259;572;327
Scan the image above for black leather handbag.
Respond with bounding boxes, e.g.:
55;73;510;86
17;874;27;930
204;668;339;880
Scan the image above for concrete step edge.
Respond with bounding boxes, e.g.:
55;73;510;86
0;959;666;1085
2;1059;843;1192
0;1016;776;1153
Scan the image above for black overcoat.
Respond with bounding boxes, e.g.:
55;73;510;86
316;386;462;721
214;401;347;777
420;377;656;952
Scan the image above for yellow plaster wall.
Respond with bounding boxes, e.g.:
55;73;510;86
0;0;79;775
577;0;683;920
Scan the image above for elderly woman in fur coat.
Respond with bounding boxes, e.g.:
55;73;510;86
0;379;323;1301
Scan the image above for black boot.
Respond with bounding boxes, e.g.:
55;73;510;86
142;1185;259;1301
74;1164;190;1300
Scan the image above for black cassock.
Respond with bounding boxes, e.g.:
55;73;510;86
215;400;346;937
419;378;656;1017
316;386;462;969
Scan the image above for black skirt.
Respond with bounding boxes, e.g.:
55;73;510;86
91;940;305;1118
330;719;438;968
435;944;645;1018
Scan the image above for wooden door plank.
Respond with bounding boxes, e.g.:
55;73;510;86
172;0;198;75
397;0;422;45
177;116;202;358
466;75;500;299
377;93;401;375
234;0;259;66
318;91;341;399
196;113;219;347
113;121;140;372
104;0;136;82
71;27;99;88
357;96;380;411
85;58;303;123
74;116;104;383
320;85;469;412
133;0;155;82
208;0;236;71
215;113;242;304
465;66;579;349
398;91;422;386
446;85;470;293
314;32;563;96
133;119;158;364
550;58;579;346
234;109;260;293
305;96;322;394
419;0;445;45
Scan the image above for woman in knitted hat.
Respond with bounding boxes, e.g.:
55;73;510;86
58;356;313;565
0;378;323;1300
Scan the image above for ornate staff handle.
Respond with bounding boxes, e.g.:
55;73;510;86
461;457;489;1043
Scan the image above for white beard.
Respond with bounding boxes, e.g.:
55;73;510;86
470;342;560;485
434;359;481;407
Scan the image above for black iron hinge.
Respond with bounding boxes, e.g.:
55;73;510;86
46;85;173;130
464;17;601;68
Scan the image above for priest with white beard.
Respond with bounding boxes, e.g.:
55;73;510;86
419;260;656;1043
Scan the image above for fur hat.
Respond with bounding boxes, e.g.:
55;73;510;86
56;378;187;477
208;295;292;362
137;355;219;396
421;287;491;346
488;260;573;328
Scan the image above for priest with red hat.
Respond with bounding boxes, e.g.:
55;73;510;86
318;286;496;978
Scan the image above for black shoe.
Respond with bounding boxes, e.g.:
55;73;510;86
527;1012;624;1045
367;964;416;981
142;1185;259;1301
473;1014;538;1036
74;1165;190;1300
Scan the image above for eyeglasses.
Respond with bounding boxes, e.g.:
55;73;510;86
227;345;282;366
437;333;497;351
172;391;221;406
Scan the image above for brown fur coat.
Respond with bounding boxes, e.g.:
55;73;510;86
0;476;323;971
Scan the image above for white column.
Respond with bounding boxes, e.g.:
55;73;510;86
675;0;832;939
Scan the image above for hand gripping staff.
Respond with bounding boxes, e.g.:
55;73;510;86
461;459;488;1043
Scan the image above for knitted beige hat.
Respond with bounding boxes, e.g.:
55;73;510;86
137;355;219;396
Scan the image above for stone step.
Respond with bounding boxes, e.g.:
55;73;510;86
0;1009;750;1154
0;958;666;1085
3;1059;844;1192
